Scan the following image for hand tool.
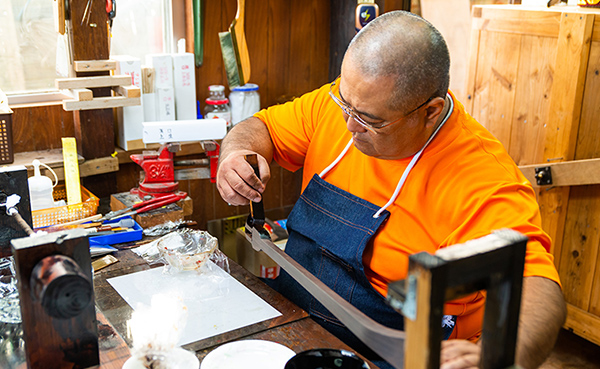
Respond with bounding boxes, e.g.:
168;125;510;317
99;192;187;221
244;154;270;240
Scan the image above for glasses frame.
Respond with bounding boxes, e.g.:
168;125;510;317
329;78;433;134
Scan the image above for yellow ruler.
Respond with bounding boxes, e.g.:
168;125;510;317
61;137;82;205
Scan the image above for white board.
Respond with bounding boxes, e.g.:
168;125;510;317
107;262;282;346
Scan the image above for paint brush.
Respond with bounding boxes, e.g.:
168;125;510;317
218;0;250;88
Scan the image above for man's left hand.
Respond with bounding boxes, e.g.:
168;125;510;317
440;339;480;369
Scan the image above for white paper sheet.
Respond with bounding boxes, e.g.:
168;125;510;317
107;262;282;346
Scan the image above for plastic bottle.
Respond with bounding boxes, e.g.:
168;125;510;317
28;160;57;211
204;85;232;131
229;83;260;126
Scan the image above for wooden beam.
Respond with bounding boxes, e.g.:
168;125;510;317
519;158;600;187
56;75;132;89
70;88;93;101
73;60;117;72
565;303;600;347
63;96;141;111
113;85;141;98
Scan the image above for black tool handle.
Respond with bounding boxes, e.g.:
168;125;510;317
245;154;266;224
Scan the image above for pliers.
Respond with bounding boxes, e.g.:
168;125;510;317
99;192;187;222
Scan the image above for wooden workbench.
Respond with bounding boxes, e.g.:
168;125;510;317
92;249;379;368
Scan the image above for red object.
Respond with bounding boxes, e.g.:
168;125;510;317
120;192;188;218
130;144;179;197
206;141;220;183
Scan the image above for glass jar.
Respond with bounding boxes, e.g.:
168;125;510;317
229;83;260;126
204;85;232;131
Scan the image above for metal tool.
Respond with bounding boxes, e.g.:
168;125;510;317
99;192;187;221
130;141;220;198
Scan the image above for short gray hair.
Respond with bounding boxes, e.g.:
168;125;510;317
345;11;450;113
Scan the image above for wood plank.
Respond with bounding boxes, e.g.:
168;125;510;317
71;88;94;101
542;12;594;270
113;85;141;98
464;14;482;114
267;0;292;106
421;0;472;103
565;303;600;347
73;60;117;72
246;0;268;110
12;150;118;180
508;35;556;165
470;30;521;147
56;75;132;89
519;159;600;187
544;13;594;162
559;186;600;310
63;96;141;111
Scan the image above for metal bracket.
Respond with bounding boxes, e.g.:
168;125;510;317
535;166;553;186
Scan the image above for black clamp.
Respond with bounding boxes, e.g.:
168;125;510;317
535;166;553;186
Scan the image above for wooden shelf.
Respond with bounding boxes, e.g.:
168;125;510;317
12;149;119;181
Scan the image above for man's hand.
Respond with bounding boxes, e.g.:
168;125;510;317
440;339;481;369
216;150;271;206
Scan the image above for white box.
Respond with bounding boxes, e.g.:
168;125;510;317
172;53;197;120
156;87;176;121
142;119;227;144
143;92;157;123
113;55;145;150
145;54;174;89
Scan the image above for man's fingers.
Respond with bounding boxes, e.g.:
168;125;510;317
440;340;480;369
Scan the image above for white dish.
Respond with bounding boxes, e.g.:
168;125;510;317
122;348;199;369
201;340;296;369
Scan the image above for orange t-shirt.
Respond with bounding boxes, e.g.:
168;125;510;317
254;82;560;341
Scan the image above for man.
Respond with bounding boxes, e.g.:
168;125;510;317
216;11;566;369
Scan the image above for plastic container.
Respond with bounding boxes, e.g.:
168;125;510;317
28;160;58;211
204;85;232;131
32;185;99;229
229;83;260;126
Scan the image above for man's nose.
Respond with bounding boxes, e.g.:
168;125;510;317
345;114;369;133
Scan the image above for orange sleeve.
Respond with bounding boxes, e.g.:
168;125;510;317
253;83;331;173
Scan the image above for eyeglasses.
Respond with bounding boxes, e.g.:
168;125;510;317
329;78;432;134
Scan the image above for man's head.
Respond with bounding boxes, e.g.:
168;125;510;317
335;11;451;159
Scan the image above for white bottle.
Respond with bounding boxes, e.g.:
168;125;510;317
28;160;57;211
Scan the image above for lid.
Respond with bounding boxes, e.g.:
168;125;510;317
205;98;229;105
232;83;259;92
208;85;226;92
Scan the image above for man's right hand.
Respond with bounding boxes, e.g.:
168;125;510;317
216;150;271;206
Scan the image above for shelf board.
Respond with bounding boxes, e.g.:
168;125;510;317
12;149;119;181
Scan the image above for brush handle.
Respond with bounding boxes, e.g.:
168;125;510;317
236;0;245;26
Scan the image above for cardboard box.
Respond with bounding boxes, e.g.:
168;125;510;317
235;227;286;279
156;87;176;121
113;55;145;150
145;54;173;89
207;215;249;262
172;53;197;120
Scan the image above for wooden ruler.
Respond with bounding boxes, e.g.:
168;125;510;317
62;137;82;205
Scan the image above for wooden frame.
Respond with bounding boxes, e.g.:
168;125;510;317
465;5;600;346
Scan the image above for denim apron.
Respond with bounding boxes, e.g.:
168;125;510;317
271;96;455;368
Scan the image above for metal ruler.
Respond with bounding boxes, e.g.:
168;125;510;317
62;137;82;205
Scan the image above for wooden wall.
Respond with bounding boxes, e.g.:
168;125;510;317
9;0;410;229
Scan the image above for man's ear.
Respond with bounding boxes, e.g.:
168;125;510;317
424;96;446;129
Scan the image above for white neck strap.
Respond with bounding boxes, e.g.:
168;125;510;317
320;94;454;218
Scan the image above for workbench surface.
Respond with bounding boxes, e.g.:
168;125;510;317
92;249;379;368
